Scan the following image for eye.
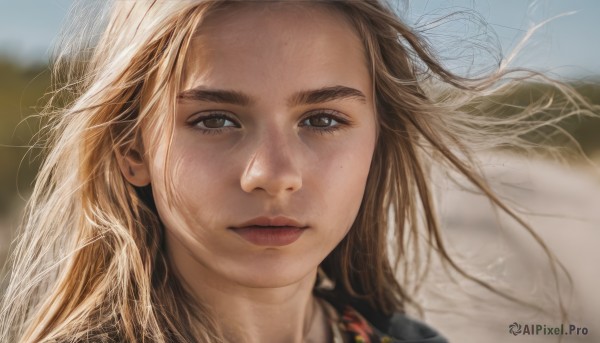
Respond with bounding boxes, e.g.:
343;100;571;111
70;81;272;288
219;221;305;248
299;110;350;133
187;112;240;134
302;115;338;128
195;115;237;129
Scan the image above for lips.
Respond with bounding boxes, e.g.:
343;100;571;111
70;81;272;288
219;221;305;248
229;216;308;246
234;216;307;229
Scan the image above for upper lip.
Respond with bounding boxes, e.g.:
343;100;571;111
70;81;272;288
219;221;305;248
233;216;308;229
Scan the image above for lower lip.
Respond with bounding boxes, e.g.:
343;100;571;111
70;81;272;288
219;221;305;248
230;226;306;246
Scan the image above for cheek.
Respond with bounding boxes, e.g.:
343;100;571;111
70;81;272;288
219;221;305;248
309;132;376;230
149;138;235;236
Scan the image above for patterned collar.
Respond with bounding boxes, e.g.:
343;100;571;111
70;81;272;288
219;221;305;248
317;294;448;343
319;296;393;343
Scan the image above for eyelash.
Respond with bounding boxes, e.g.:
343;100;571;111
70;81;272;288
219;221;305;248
187;110;351;135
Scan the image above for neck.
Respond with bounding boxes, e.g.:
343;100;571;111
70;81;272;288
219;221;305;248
168;246;330;343
211;278;321;343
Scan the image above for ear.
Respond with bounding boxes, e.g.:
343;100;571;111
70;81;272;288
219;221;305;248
115;146;151;187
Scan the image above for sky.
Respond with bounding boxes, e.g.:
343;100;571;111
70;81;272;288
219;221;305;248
0;0;598;79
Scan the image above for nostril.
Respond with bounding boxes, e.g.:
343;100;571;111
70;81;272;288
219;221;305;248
240;161;302;195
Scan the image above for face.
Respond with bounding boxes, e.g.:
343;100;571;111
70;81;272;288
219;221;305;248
143;3;377;289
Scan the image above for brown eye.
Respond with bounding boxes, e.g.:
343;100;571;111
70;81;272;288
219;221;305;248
190;114;239;130
307;116;334;127
203;117;227;128
299;111;349;135
302;115;339;128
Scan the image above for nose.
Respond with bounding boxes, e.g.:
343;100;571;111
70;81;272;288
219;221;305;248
240;130;303;196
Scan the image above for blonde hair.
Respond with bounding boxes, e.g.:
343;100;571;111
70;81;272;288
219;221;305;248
1;1;597;342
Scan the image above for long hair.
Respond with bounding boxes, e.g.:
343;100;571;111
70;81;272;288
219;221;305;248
1;1;596;342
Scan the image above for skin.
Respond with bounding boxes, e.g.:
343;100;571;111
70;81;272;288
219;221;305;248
119;3;377;342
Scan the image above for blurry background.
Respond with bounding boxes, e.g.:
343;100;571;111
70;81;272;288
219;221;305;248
0;0;598;342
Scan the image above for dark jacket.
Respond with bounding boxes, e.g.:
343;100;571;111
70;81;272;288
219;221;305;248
373;312;448;343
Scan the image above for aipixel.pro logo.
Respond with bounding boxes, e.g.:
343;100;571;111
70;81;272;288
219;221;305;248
508;322;589;336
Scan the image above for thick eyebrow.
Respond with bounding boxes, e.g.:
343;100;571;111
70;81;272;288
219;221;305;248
176;85;366;106
177;88;253;106
287;85;367;107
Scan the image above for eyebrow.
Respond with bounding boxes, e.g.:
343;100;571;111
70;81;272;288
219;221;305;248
287;86;367;106
177;88;252;105
177;85;367;106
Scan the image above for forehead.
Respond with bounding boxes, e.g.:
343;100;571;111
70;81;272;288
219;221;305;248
180;2;371;99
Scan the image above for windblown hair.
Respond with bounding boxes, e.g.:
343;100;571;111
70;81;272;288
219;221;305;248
0;0;596;342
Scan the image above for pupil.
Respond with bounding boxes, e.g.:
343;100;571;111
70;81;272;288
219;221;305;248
204;117;225;128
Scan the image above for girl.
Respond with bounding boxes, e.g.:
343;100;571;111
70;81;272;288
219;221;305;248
0;1;594;342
